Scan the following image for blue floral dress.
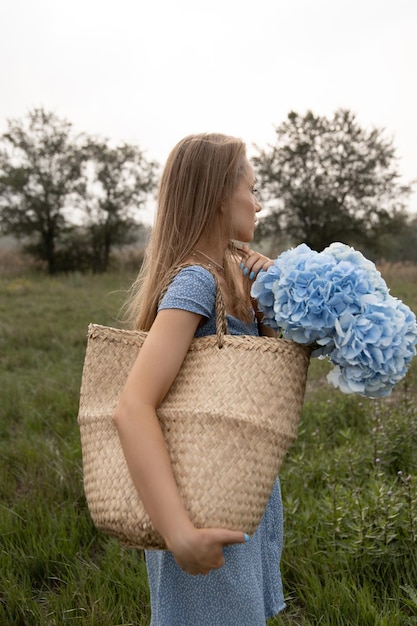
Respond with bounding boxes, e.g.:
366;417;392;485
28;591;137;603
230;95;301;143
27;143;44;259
145;265;285;625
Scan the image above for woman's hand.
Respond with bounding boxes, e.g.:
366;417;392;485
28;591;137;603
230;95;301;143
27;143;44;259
167;526;248;576
237;245;277;337
239;244;273;280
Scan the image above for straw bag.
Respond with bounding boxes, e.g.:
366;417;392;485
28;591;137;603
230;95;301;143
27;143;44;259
77;268;310;550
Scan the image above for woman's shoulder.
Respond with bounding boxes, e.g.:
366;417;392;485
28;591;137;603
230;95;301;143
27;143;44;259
159;264;216;316
176;263;215;279
168;264;216;292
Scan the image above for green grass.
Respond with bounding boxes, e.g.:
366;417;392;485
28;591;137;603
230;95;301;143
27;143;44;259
1;270;416;625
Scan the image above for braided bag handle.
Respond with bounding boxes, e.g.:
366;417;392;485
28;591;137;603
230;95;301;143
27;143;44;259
159;263;228;347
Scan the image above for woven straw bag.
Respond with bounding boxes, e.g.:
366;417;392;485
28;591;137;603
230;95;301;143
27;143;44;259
77;269;310;550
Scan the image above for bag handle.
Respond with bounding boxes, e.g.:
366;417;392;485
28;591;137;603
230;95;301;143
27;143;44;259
159;263;228;348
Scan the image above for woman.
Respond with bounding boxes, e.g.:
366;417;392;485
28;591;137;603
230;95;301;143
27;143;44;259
114;133;285;625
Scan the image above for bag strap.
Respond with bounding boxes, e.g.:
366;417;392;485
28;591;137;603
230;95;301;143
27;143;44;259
159;263;228;348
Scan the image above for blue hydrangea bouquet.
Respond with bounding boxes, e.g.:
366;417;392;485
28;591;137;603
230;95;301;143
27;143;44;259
251;242;417;398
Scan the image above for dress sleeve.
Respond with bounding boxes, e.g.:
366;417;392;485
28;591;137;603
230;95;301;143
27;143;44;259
158;266;216;319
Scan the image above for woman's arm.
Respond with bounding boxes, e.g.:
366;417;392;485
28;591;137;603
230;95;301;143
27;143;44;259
113;308;246;575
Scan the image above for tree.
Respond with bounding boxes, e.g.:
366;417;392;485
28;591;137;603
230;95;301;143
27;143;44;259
79;140;158;272
0;108;85;273
253;109;413;257
0;108;159;273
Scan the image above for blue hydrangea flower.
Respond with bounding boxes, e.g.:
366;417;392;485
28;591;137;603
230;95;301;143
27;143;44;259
251;242;417;397
322;242;389;297
327;294;417;396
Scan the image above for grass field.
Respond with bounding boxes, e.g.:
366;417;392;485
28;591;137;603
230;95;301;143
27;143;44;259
1;267;416;625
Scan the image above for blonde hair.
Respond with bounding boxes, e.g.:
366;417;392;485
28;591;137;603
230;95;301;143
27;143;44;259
125;133;251;330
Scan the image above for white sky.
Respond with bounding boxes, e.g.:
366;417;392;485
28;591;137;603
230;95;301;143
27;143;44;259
2;0;417;218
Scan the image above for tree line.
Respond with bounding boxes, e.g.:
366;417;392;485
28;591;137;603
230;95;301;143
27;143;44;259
0;107;416;274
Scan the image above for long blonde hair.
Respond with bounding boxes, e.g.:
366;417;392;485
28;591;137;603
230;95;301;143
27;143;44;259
124;133;251;330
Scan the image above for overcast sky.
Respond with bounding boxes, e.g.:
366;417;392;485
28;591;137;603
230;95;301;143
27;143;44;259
2;0;417;217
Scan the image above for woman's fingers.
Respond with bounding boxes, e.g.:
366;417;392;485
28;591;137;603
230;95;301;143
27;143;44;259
239;245;273;279
172;528;247;576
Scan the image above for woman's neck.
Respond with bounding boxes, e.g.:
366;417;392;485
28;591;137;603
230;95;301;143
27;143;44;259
193;249;225;273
